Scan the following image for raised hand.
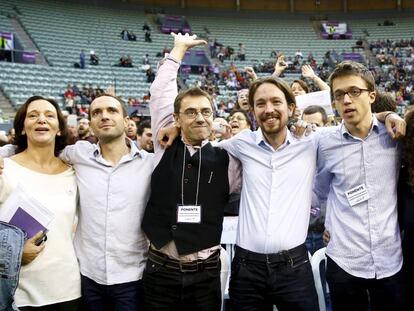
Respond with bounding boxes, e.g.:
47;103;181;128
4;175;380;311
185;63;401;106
301;65;317;79
244;66;257;81
274;54;287;76
169;33;207;61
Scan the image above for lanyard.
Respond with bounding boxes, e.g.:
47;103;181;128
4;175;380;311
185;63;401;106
181;144;202;205
340;123;366;189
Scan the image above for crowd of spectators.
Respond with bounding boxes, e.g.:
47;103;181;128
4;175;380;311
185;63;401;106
63;84;104;116
369;39;414;107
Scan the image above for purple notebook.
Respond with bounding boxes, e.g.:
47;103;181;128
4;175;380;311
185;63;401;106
9;207;46;239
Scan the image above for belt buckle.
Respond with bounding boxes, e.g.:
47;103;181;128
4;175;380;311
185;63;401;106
178;261;196;273
282;251;294;268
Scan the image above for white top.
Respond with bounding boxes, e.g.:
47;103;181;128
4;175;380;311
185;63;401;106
0;158;80;307
60;140;153;285
219;128;317;253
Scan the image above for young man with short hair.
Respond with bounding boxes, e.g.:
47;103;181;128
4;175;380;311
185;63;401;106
302;105;328;128
314;61;406;310
137;119;153;153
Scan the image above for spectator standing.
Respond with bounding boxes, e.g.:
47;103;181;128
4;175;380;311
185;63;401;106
238;43;246;61
79;50;85;69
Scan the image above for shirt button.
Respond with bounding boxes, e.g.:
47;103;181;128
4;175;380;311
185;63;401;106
184;178;189;183
172;225;177;230
187;164;192;169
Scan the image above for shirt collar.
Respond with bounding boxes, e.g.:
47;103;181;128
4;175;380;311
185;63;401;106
255;127;291;151
340;114;379;138
92;138;143;160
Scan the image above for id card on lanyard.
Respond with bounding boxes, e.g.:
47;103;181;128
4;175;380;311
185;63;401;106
178;143;203;224
345;183;370;207
177;205;202;223
340;124;370;208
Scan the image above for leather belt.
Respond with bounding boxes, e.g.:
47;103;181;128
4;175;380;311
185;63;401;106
235;244;308;267
148;248;220;273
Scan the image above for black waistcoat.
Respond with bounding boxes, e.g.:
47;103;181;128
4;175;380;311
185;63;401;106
142;138;229;255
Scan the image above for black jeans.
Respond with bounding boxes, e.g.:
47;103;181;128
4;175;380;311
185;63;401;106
229;244;319;311
80;275;143;311
142;254;221;311
326;256;407;311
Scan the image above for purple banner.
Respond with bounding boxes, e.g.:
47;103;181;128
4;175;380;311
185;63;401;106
23;51;36;63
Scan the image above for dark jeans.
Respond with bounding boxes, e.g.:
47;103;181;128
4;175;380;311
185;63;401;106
19;299;80;311
326;256;407;311
80;275;143;311
142;255;221;311
229;244;319;311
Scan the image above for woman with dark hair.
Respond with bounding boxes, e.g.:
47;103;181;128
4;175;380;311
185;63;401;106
234;89;257;130
228;109;252;136
399;109;414;302
290;79;309;97
0;96;81;310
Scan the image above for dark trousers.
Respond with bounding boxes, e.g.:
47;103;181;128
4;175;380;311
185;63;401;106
80;275;143;311
229;244;319;311
142;255;221;311
19;299;80;311
326;256;407;311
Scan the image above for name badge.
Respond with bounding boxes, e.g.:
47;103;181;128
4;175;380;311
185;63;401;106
345;183;370;207
177;205;201;223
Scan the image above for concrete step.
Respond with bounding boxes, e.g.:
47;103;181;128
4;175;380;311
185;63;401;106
10;16;49;66
0;89;16;118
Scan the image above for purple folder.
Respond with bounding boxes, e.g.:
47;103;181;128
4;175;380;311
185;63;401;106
9;207;46;239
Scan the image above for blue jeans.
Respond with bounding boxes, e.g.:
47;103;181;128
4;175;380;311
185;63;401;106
229;244;319;311
0;221;25;311
80;275;143;311
305;231;324;255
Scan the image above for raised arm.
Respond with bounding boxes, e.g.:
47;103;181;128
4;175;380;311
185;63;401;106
150;33;206;156
272;54;287;78
301;65;330;92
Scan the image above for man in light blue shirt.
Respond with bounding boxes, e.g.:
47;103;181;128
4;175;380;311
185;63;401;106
219;77;320;310
314;61;406;310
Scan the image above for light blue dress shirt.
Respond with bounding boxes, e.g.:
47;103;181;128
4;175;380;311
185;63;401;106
314;116;402;279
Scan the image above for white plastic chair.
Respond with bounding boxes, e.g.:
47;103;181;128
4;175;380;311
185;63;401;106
220;245;230;311
311;247;328;311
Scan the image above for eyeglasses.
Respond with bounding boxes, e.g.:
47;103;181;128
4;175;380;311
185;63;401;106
179;108;213;119
333;87;370;102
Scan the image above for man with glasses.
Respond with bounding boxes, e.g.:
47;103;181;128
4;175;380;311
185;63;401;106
141;33;240;311
314;61;407;310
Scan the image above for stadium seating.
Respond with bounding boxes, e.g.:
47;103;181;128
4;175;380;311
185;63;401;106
1;0;414;113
